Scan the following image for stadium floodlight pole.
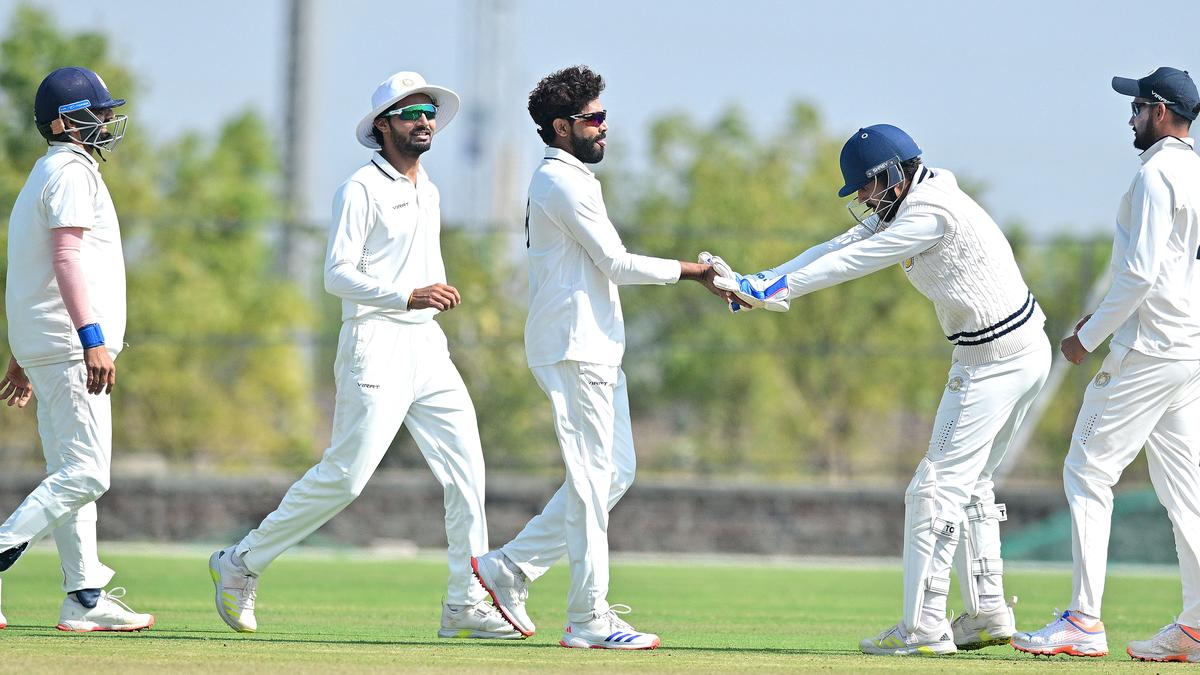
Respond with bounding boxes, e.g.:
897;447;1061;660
994;267;1113;485
282;0;315;277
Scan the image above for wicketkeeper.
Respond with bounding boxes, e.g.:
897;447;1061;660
716;124;1050;655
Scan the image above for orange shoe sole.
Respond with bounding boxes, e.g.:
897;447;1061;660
1014;642;1106;657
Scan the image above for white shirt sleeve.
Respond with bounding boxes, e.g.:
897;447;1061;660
44;163;97;230
547;177;681;285
757;221;875;277
1077;167;1171;352
323;180;411;310
784;210;946;298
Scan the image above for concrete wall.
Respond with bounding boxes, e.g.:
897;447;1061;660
0;471;1071;557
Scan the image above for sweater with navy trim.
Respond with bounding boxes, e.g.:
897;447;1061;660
897;171;1045;365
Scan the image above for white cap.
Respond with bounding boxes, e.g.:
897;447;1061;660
355;71;460;149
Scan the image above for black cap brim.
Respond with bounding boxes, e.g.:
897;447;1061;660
1112;76;1141;97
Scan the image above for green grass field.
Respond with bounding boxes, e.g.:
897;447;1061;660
0;547;1185;672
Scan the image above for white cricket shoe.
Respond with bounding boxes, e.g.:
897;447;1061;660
1011;610;1107;657
952;598;1017;649
1126;623;1200;662
438;600;525;639
0;578;6;629
471;551;534;636
859;619;957;655
56;588;154;632
209;546;258;632
560;604;660;650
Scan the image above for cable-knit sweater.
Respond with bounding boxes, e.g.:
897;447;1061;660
776;166;1045;365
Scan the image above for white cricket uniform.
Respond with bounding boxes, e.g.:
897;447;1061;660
1;142;126;592
1064;135;1200;625
501;147;680;623
767;166;1050;630
234;153;489;605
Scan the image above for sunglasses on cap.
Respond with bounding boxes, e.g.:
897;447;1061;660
384;103;438;121
567;110;606;127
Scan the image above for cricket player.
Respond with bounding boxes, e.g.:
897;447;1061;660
1013;67;1200;662
208;71;517;640
470;65;724;650
721;124;1051;655
0;66;154;632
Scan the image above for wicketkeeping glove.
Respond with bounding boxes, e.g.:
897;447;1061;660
698;251;751;313
713;270;791;312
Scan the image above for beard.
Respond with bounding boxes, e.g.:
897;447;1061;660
570;129;605;164
1132;124;1156;151
396;125;433;156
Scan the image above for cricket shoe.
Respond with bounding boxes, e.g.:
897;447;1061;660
471;551;534;636
0;578;6;629
438;600;525;639
57;588;154;632
209;546;258;632
561;604;660;650
1011;610;1107;657
859;619;957;655
952;597;1017;649
1126;623;1200;662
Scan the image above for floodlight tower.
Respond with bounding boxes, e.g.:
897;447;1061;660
281;0;315;278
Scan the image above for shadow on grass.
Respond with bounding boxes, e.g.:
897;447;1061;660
0;626;1043;661
0;624;1051;658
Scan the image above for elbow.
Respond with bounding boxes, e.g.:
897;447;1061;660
323;264;344;295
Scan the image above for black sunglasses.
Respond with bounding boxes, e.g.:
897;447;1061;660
1131;100;1170;116
567;110;607;127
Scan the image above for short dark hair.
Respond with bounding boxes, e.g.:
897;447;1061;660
528;65;604;144
1167;107;1194;130
900;156;923;181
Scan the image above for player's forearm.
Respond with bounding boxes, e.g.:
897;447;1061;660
1075;274;1153;351
323;261;411;310
50;227;96;328
759;225;867;277
595;250;681;285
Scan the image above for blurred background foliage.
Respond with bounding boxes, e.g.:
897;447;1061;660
0;6;1117;483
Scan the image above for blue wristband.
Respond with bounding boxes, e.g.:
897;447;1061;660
77;323;105;350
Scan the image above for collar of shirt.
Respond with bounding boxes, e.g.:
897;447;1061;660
543;146;594;177
1139;135;1195;164
48;141;99;169
369;151;428;185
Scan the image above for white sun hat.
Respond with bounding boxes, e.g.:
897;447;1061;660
355;71;460;149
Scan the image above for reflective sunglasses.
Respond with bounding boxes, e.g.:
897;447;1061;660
1131;100;1168;116
384;103;438;121
568;110;607;127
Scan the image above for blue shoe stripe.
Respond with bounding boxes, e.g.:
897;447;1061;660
606;632;623;642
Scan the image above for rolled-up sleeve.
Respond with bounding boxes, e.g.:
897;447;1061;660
546;177;680;285
324;180;411;310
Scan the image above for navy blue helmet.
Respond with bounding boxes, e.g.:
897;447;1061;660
837;124;921;198
34;66;128;154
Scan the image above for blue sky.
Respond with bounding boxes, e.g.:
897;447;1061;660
5;0;1198;237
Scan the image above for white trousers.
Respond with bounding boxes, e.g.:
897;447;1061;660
0;359;115;592
501;361;635;623
1064;345;1200;625
902;336;1050;631
236;319;489;605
